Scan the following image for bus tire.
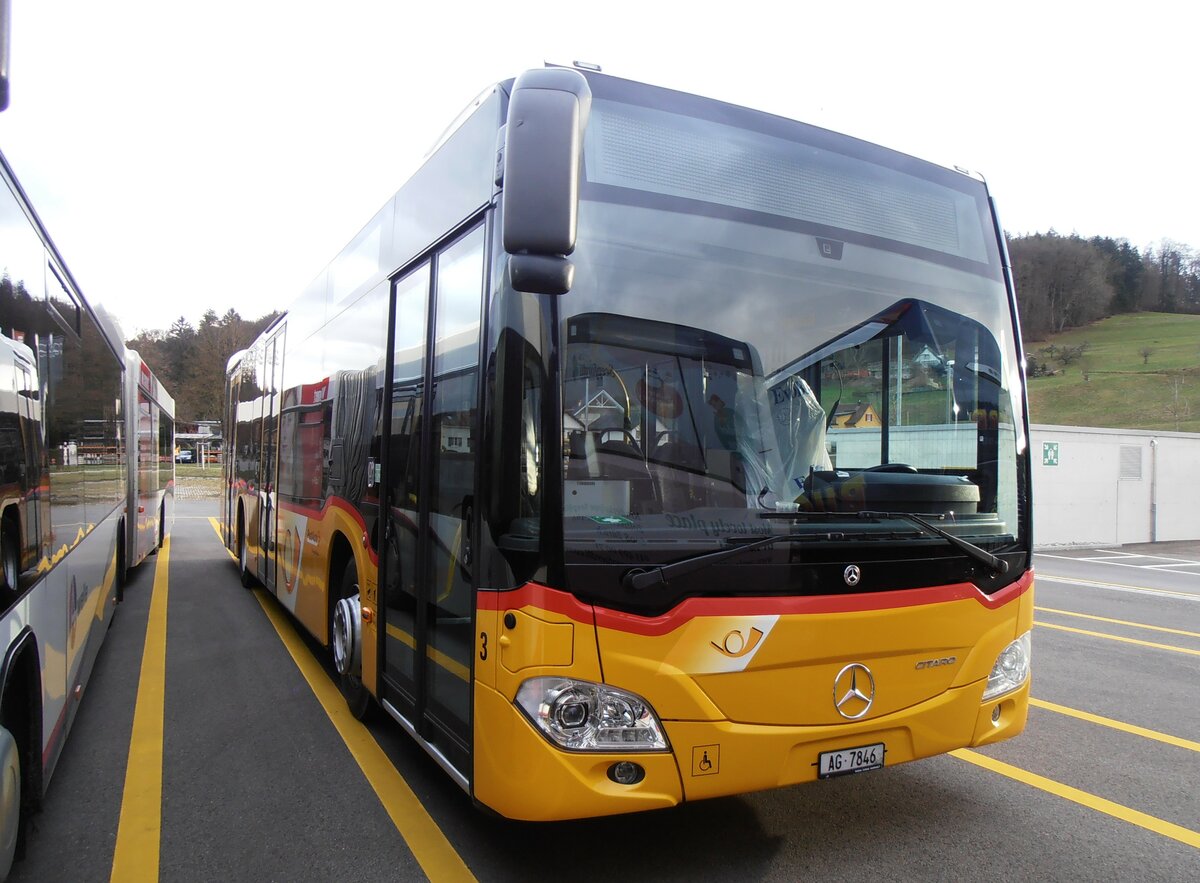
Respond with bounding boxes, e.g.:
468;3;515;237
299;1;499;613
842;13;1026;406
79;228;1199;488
333;561;372;721
238;518;256;589
0;725;19;879
1;521;18;597
115;524;127;605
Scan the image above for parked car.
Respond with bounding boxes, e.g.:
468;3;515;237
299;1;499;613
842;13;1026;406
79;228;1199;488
175;450;194;463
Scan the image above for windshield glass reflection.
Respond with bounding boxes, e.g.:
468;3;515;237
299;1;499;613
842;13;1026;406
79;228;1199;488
561;199;1025;550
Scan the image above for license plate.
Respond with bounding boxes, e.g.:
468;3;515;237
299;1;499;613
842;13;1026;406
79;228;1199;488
818;742;885;778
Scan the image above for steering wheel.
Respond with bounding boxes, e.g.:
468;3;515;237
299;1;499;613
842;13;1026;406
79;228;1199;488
862;463;919;473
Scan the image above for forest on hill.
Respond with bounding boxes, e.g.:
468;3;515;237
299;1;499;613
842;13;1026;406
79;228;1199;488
127;309;279;424
130;233;1200;425
1011;233;1198;342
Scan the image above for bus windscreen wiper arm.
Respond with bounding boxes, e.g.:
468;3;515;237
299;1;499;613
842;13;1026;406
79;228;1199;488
857;511;1008;575
622;533;806;591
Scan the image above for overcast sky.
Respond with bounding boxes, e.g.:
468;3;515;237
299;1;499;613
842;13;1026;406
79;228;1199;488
1;1;1196;340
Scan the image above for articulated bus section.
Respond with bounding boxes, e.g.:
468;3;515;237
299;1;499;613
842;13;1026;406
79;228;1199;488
124;350;175;582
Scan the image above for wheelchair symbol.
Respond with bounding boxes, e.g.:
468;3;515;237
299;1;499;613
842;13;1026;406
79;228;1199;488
692;744;719;776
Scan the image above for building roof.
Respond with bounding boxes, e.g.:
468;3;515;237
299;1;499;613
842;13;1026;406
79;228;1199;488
832;402;877;427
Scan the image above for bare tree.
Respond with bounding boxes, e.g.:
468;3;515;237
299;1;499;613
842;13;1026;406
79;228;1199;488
1166;375;1190;431
1009;233;1114;338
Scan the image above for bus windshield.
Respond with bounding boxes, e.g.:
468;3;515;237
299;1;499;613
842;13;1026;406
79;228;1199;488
555;89;1028;606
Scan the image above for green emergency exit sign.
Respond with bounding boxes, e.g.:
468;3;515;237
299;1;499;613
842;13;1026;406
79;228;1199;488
1042;441;1060;466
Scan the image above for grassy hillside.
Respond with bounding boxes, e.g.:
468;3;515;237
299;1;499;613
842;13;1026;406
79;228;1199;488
1025;312;1200;432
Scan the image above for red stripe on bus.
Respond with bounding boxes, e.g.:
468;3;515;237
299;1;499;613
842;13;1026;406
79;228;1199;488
273;495;381;566
478;582;597;624
275;494;372;523
480;570;1032;636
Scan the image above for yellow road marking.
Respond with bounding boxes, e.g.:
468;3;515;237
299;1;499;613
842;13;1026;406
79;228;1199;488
1034;621;1200;656
110;536;171;883
1030;698;1200;753
212;516;473;878
210;517;474;691
952;749;1200;849
1035;606;1200;640
250;585;475;882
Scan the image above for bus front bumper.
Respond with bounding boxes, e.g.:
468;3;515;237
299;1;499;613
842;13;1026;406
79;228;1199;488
472;678;1028;820
669;678;1028;803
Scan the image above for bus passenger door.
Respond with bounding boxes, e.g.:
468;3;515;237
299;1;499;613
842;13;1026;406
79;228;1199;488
382;223;485;779
382;263;429;726
258;329;284;589
16;360;44;570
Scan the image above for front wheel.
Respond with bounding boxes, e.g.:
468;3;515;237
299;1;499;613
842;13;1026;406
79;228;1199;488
115;527;127;604
332;561;372;720
0;724;20;878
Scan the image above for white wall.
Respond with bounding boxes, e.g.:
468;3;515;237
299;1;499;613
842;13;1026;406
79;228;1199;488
1031;424;1200;547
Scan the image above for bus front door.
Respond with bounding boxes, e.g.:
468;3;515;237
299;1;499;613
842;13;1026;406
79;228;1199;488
257;330;284;589
382;225;484;781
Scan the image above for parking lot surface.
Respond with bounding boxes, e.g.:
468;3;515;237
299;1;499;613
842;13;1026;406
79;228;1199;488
11;500;1199;881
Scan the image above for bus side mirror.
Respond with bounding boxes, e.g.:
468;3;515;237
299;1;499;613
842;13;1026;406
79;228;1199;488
502;68;591;295
0;0;10;112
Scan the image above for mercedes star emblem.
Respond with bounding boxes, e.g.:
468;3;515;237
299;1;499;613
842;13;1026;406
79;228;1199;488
843;564;861;586
833;662;876;720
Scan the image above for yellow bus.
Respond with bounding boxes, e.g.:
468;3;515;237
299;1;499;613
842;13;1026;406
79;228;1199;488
223;65;1033;820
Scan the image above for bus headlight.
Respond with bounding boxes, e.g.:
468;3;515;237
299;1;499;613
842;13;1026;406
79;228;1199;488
515;677;669;752
982;632;1031;701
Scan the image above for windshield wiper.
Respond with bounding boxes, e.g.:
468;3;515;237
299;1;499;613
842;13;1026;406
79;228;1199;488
621;533;807;591
621;511;1007;591
855;510;1008;575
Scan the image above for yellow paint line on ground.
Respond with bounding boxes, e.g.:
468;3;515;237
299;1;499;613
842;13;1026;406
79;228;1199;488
1030;698;1200;753
252;589;476;882
1035;606;1200;640
110;536;171;883
211;516;472;879
1034;621;1200;656
952;749;1200;850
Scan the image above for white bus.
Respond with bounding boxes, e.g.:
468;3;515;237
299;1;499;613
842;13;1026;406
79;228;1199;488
0;153;172;876
123;350;175;584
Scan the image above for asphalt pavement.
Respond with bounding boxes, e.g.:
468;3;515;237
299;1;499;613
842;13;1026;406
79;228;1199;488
10;499;1199;882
